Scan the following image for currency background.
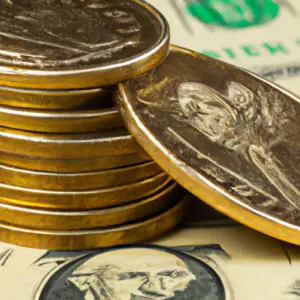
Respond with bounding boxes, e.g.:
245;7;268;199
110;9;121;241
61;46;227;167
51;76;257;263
150;0;300;95
3;1;300;299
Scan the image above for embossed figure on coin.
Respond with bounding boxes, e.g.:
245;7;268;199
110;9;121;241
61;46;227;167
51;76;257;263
0;0;158;68
177;81;300;210
39;246;225;300
137;76;300;213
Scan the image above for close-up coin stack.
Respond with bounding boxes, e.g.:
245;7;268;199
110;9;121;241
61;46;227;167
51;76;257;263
0;0;189;250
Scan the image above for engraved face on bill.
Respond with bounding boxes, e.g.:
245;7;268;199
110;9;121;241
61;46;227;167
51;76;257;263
119;46;300;244
36;246;226;300
0;0;164;69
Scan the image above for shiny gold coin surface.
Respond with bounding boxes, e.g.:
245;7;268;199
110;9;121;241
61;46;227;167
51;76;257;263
0;161;162;191
0;127;142;159
0;0;169;89
0;182;183;230
119;44;300;246
0;104;123;133
0;151;151;173
0;195;189;250
0;85;113;110
0;173;171;210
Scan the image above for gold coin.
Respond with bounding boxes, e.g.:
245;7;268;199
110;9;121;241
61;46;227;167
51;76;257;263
0;127;142;159
0;173;171;210
0;85;113;110
0;151;151;173
0;104;123;133
0;161;162;191
119;44;300;246
0;0;169;89
0;195;189;250
0;182;183;230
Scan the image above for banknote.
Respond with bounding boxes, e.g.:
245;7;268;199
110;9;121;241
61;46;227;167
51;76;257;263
0;196;299;300
150;0;300;95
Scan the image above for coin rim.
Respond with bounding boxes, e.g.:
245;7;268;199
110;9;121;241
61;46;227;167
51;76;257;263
0;104;123;132
0;195;189;250
0;181;181;230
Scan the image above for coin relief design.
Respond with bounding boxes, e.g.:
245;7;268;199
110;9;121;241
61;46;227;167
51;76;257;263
135;75;299;221
175;81;298;210
0;0;161;69
119;46;300;242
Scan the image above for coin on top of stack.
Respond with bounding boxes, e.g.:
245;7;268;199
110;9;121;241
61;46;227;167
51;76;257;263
0;0;189;250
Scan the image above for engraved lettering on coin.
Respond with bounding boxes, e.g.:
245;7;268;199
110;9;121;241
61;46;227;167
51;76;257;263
0;0;162;69
37;245;226;300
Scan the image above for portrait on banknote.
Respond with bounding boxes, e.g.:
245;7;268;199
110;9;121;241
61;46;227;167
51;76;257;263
35;245;229;300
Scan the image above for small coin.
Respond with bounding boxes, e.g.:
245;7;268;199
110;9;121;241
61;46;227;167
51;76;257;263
0;0;169;89
0;161;162;191
0;151;151;173
0;85;113;110
0;127;142;159
0;104;123;133
0;182;183;230
119;44;300;246
0;195;189;250
0;173;171;210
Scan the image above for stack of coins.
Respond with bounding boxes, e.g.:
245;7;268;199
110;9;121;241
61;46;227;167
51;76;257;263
0;0;188;250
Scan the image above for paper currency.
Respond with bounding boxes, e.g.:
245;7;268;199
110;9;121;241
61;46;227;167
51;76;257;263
150;0;300;95
0;198;299;300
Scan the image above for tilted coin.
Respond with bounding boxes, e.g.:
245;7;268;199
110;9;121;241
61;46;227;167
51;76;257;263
0;161;162;191
0;151;151;173
0;104;123;133
119;45;300;246
0;173;171;210
0;195;189;250
0;182;183;230
0;85;113;110
0;0;169;89
0;127;142;159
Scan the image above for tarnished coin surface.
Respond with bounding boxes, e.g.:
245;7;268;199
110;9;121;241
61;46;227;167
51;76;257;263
0;104;123;133
119;45;300;246
0;85;113;110
0;173;171;210
0;151;151;173
0;0;169;89
0;127;142;159
0;195;188;250
0;161;162;191
0;182;182;230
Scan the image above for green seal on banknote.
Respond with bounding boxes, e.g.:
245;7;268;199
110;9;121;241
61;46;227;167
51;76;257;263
186;0;280;28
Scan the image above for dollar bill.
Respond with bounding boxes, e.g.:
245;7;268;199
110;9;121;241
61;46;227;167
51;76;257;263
150;0;300;95
0;196;299;300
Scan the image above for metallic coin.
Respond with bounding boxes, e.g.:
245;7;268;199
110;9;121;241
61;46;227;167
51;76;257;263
0;161;162;191
0;104;123;133
119;45;300;246
0;195;189;250
0;85;114;110
0;182;183;230
0;173;171;210
0;151;151;173
0;0;169;89
0;127;142;159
